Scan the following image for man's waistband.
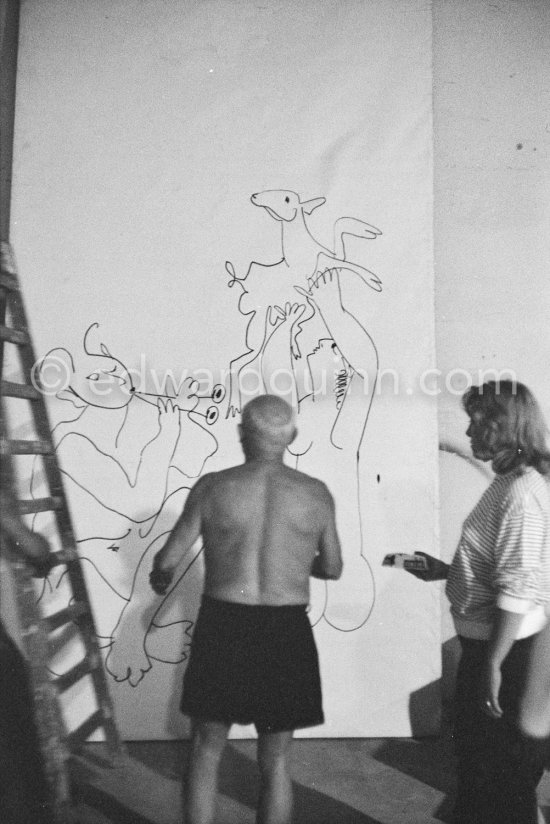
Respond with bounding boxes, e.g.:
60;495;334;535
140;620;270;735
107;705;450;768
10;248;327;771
201;594;308;615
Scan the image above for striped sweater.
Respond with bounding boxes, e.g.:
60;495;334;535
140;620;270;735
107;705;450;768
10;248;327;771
446;466;550;640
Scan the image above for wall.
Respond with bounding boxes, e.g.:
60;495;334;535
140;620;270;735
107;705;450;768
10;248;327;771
7;0;439;739
433;0;550;696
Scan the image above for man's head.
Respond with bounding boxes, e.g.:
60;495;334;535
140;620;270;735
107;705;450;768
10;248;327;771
239;395;297;459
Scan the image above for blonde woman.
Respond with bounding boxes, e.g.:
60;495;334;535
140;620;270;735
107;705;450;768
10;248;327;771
410;381;550;824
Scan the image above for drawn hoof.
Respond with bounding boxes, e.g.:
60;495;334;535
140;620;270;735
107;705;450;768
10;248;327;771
211;384;226;404
205;405;219;425
146;619;194;665
226;385;242;418
105;645;153;686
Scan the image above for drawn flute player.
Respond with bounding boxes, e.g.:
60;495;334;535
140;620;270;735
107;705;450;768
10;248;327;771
150;394;342;824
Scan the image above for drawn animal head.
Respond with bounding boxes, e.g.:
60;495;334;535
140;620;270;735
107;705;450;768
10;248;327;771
37;323;135;409
250;190;326;223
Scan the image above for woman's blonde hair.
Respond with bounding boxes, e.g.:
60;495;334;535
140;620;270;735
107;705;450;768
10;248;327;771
462;380;550;476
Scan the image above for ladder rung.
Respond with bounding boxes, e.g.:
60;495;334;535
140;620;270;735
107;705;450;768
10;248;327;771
18;496;64;514
1;380;42;400
44;601;89;633
0;324;30;345
0;272;18;291
7;439;54;455
67;710;104;752
55;657;98;693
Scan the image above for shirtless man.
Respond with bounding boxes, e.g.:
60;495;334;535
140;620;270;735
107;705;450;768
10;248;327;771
149;394;342;824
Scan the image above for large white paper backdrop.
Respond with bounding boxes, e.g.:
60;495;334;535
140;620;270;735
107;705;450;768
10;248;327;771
12;0;438;738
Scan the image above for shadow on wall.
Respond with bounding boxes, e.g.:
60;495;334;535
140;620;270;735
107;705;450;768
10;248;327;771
408;636;462;737
372;727;456;824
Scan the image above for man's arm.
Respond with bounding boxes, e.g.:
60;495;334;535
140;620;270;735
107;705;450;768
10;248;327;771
311;489;343;580
0;487;54;576
149;475;207;595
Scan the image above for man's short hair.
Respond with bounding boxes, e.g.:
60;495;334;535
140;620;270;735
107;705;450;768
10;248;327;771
241;395;296;448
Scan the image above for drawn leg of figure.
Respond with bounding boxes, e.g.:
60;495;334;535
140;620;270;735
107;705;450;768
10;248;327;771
101;528;159;685
228;308;272;416
323;553;375;631
307;577;327;627
185;719;230;824
257;731;294;824
105;488;203;685
145;538;204;665
315;252;382;292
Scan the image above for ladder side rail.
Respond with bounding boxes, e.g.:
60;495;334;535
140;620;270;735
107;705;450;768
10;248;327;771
9;404;125;753
10;559;73;824
0;442;72;824
1;244;124;757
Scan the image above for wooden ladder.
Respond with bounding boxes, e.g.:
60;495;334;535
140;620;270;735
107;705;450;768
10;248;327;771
0;243;182;824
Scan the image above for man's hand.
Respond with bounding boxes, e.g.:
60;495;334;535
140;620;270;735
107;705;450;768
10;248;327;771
16;531;55;578
30;552;57;579
404;552;450;582
1;488;55;577
149;566;174;596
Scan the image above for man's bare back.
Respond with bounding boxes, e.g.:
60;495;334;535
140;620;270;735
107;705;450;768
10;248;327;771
150;454;341;607
150;394;341;607
192;459;339;605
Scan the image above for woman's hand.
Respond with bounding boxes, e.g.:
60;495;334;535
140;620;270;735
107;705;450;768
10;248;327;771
481;660;503;719
405;552;450;581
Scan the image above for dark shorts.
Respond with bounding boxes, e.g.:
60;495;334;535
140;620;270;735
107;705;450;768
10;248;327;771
181;595;324;733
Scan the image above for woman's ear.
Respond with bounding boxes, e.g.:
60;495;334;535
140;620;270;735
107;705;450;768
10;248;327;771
289;426;298;444
483;419;499;452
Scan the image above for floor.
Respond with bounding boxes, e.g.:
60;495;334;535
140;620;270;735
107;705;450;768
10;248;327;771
73;721;550;824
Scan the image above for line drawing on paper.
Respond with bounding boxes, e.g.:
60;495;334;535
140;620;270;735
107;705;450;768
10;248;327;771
224;189;382;416
30;324;220;685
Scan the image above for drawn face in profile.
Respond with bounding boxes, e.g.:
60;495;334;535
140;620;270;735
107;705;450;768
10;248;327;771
71;352;135;409
306;338;348;400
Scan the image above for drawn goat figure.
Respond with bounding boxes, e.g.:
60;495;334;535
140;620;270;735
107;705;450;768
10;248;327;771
225;189;382;415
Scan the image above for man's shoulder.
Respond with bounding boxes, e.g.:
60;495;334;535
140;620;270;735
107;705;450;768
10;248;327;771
283;465;332;496
195;465;246;490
